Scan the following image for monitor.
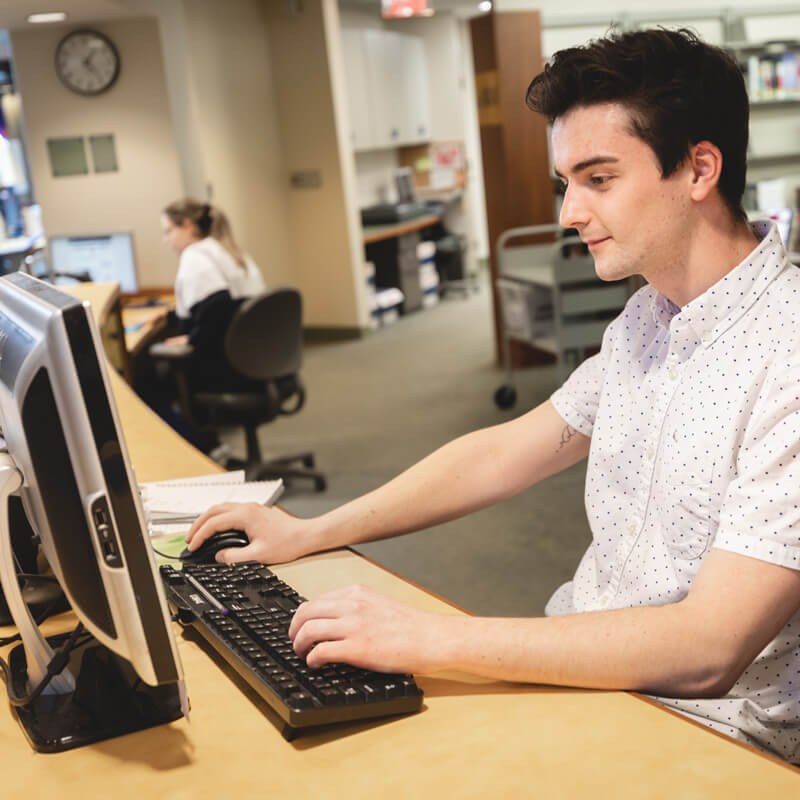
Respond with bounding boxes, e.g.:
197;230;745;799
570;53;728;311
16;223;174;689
394;167;417;204
0;272;186;751
48;232;138;292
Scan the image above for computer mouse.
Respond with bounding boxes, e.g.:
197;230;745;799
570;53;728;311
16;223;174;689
179;529;250;564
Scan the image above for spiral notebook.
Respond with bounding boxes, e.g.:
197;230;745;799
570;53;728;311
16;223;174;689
139;470;283;537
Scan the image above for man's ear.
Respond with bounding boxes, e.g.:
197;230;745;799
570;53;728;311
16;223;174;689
687;140;722;202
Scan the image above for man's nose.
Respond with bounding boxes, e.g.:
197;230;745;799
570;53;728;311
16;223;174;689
559;185;589;230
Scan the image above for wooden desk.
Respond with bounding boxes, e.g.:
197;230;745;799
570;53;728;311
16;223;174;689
363;214;441;315
63;281;132;383
362;213;441;246
1;285;799;795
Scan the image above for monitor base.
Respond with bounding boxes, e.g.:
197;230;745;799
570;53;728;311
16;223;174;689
8;632;185;753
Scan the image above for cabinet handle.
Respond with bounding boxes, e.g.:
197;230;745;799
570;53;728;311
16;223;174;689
391;128;399;138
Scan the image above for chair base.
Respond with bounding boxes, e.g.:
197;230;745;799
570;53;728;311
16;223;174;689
225;450;326;492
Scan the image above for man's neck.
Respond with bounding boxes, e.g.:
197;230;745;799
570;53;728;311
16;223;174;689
649;213;760;308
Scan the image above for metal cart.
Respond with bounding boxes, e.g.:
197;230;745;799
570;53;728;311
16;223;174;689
493;223;633;409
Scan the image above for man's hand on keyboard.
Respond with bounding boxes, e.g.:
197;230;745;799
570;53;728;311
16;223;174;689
185;502;315;565
288;584;443;674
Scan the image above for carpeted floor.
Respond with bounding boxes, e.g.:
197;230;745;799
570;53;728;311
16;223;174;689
221;278;592;617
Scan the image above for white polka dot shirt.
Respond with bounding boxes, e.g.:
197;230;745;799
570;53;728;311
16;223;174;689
548;221;800;761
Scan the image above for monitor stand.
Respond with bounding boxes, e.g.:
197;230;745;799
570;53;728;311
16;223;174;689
6;632;185;753
0;496;70;627
0;454;184;752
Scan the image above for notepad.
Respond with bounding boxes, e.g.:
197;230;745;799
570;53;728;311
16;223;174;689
139;471;283;537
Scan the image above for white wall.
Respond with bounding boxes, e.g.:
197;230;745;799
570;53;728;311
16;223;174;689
10;17;184;288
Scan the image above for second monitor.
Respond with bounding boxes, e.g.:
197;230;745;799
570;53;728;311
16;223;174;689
48;232;138;292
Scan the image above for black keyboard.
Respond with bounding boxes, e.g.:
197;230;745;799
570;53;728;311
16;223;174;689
159;562;423;736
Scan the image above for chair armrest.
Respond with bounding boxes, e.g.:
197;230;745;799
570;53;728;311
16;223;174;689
149;341;194;360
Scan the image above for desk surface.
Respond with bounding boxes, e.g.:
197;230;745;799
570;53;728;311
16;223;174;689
362;213;441;245
1;284;799;795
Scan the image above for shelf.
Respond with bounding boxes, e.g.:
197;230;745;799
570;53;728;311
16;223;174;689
748;152;800;166
750;98;800;109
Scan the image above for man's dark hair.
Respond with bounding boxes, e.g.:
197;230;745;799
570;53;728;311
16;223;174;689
526;28;749;222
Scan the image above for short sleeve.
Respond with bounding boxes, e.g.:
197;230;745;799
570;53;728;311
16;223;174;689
714;360;800;570
549;311;620;438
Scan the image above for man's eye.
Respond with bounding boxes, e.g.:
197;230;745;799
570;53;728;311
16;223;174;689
589;175;612;185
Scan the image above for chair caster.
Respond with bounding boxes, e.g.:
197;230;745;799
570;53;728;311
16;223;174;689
314;477;327;492
494;384;517;409
303;455;315;468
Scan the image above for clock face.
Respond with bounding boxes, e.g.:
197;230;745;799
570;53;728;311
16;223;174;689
55;29;120;96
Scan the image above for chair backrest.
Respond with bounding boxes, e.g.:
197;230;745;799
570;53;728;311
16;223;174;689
223;288;303;381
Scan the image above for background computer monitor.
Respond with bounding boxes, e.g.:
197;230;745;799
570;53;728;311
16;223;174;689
394;167;417;204
0;272;185;751
48;232;138;292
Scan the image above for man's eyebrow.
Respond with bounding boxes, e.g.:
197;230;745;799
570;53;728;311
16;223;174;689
553;156;619;179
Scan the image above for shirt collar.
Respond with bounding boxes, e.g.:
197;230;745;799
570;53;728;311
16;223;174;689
649;221;788;347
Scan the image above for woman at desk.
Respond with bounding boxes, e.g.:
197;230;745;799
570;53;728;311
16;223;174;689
161;198;265;384
150;199;265;454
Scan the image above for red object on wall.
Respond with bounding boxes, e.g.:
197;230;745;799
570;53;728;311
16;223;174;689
382;0;432;19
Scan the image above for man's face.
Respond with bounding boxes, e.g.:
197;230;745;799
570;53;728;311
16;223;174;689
551;103;693;285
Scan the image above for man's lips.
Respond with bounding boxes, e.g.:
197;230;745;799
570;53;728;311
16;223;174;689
585;236;611;249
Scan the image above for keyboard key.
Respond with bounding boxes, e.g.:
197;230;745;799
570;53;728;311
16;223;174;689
341;686;364;705
288;691;315;710
318;687;344;706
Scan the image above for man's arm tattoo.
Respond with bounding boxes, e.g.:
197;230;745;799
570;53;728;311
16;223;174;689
557;424;578;453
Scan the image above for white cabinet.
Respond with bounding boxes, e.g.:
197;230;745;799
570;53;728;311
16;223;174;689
341;28;432;151
341;28;374;151
404;36;431;143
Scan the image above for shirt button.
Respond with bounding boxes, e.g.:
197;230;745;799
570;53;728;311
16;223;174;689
599;595;610;608
669;367;679;380
647;446;655;460
628;523;637;537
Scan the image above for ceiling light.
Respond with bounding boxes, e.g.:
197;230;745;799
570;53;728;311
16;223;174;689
27;12;68;24
478;1;492;12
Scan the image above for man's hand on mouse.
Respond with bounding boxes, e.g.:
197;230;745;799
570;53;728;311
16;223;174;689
288;584;446;674
185;502;316;565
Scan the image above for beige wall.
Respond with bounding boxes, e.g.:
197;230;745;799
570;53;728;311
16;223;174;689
177;0;294;291
263;0;365;329
10;17;184;288
11;3;366;328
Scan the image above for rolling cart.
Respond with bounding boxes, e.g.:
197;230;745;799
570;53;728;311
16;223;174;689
493;223;633;409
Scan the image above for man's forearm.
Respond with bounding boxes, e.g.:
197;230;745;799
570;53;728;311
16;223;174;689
429;603;732;698
305;401;590;553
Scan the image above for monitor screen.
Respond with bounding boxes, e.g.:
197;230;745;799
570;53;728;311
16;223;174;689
48;233;138;292
394;167;416;204
0;273;185;748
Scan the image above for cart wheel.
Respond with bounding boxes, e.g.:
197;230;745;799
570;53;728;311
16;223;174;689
494;385;517;409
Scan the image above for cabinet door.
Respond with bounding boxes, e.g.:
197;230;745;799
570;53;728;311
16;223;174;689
341;28;374;151
364;29;406;148
402;36;431;144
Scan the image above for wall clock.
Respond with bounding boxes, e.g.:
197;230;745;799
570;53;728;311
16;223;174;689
55;29;120;96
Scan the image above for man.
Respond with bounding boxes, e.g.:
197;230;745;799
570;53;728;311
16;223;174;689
187;29;800;761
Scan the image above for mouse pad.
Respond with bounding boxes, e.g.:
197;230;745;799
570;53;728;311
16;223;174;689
152;534;189;567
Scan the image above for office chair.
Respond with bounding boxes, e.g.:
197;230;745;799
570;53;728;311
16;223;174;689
150;288;326;490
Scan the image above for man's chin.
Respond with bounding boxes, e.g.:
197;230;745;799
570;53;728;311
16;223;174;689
592;258;632;284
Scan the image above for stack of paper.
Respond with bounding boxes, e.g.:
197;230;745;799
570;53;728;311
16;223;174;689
139;470;283;537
